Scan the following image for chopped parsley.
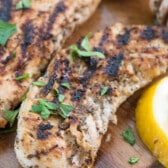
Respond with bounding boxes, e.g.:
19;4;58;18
121;127;135;145
11;52;16;58
61;82;70;89
16;0;31;10
0;20;17;46
100;86;109;96
31;99;58;120
54;88;65;103
128;157;139;164
71;33;105;59
32;81;45;87
81;33;91;51
4;110;19;127
16;73;30;81
59;104;74;119
58;94;65;102
31;98;74;120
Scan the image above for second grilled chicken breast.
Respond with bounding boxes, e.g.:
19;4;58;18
0;0;101;128
15;23;168;167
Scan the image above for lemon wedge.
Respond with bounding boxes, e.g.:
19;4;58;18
136;77;168;167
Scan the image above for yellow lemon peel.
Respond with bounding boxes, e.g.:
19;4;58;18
136;77;168;168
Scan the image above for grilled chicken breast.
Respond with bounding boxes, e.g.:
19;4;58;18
15;23;168;168
0;0;101;128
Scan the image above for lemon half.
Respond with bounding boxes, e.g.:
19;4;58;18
136;77;168;167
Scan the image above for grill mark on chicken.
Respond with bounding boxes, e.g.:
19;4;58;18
99;32;109;47
37;123;53;140
42;74;57;95
0;0;101;129
21;20;36;57
59;58;71;83
140;26;156;40
117;28;130;47
15;23;168;167
42;60;60;95
1;55;13;64
105;53;124;77
43;1;66;40
161;29;168;43
72;89;85;101
0;0;12;21
79;58;98;87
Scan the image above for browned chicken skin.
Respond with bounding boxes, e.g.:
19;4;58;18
15;23;168;167
0;0;101;128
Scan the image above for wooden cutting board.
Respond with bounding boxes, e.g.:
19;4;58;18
0;0;164;167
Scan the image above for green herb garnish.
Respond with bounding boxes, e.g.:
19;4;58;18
0;128;16;134
128;157;139;164
81;33;91;51
31;99;58;120
16;0;31;10
59;104;74;119
61;82;70;89
4;110;19;127
121;127;135;145
100;86;109;96
71;34;105;59
58;94;65;102
0;20;17;46
32;81;45;87
54;88;65;103
31;98;74;119
16;73;30;81
121;60;124;65
11;52;16;58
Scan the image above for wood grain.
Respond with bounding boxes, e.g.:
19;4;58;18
0;0;164;167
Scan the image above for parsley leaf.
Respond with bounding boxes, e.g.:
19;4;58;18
61;82;70;89
54;88;65;103
71;45;105;59
32;81;45;87
81;33;91;51
31;98;74;119
121;127;135;145
39;99;58;110
0;20;17;46
59;104;74;119
58;94;65;102
31;104;42;113
71;34;105;59
16;73;30;81
16;0;31;10
101;86;109;96
11;52;16;58
31;99;58;120
0;128;16;134
41;106;51;120
4;110;19;127
128;157;139;164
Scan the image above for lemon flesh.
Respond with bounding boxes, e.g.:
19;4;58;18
136;77;168;168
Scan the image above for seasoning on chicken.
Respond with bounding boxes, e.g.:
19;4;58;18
15;23;168;168
0;0;101;128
